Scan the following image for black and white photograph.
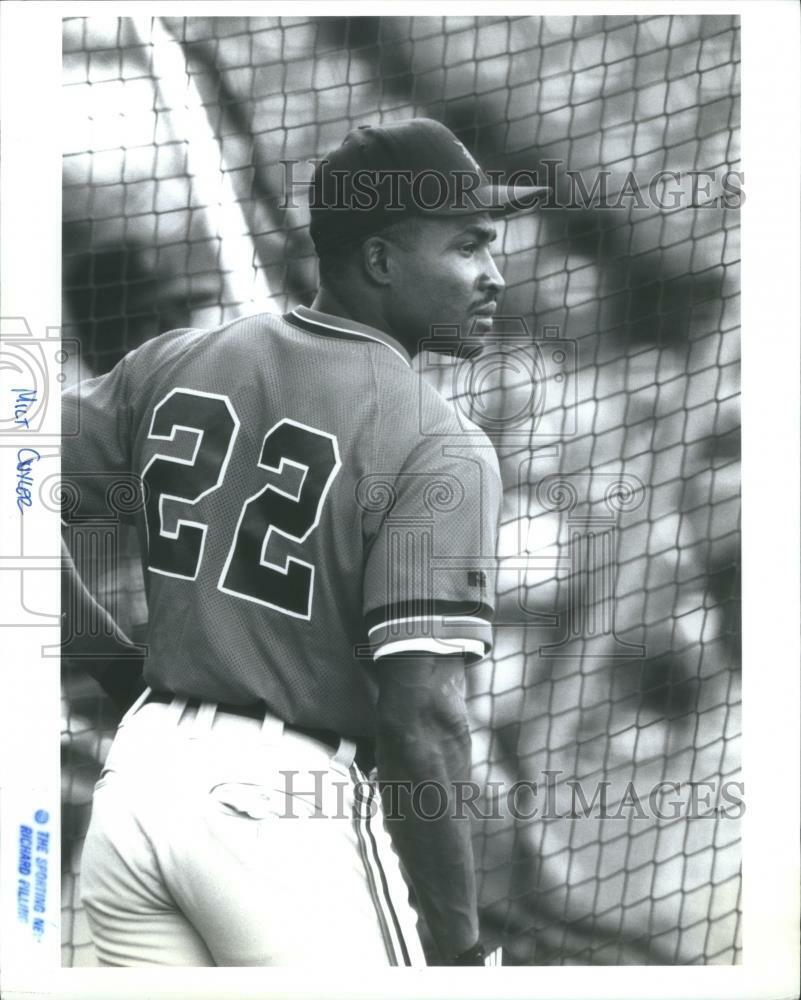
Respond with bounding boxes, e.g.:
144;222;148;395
0;3;798;998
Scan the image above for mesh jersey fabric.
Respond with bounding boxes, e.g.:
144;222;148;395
61;307;502;739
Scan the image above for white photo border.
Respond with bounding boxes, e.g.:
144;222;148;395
0;1;797;998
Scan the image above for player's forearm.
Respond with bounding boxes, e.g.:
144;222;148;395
375;707;479;962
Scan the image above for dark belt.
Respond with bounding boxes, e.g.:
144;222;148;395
145;690;373;768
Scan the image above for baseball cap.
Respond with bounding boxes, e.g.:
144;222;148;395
309;118;548;254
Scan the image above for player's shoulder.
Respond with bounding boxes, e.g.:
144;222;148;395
122;324;209;375
119;311;292;387
128;309;293;357
369;348;438;432
371;350;500;476
379;351;488;438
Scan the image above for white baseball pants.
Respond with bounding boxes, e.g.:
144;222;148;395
80;692;425;966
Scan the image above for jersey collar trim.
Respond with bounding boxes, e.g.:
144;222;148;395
285;305;412;368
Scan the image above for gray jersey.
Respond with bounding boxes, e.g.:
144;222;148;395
62;305;501;738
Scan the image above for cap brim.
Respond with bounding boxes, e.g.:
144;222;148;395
426;184;549;218
482;184;550;216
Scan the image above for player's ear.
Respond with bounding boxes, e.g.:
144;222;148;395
361;235;393;287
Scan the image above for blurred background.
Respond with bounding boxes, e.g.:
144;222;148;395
61;15;741;966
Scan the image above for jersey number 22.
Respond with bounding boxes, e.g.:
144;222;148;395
142;389;341;620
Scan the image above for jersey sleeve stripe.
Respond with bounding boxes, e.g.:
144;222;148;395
367;614;492;637
373;637;487;660
366;600;493;661
364;600;494;633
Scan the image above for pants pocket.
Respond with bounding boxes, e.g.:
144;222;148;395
210;776;332;821
210;782;276;820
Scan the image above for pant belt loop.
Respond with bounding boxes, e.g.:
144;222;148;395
190;701;218;738
332;737;357;770
170;696;189;724
259;710;284;746
119;685;152;727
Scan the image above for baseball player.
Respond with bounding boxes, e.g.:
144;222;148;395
62;118;546;967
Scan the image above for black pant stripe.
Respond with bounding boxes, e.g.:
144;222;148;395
357;765;412;967
349;764;398;964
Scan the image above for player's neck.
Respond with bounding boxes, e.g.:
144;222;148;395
311;286;401;348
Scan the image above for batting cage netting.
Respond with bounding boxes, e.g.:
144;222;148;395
61;15;741;966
